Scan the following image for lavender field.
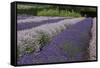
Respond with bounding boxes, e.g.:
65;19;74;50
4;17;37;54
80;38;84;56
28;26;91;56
17;14;96;65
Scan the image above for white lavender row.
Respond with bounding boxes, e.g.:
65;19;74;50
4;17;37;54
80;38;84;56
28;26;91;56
89;18;96;60
17;17;85;57
17;16;68;23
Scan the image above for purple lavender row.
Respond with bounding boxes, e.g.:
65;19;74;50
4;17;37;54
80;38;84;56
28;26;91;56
17;15;73;30
17;18;66;30
17;14;73;20
17;14;35;20
17;18;92;65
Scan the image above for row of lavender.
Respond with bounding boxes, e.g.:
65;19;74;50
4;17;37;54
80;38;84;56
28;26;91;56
17;14;73;21
89;18;96;60
17;15;73;30
18;18;92;64
17;16;85;58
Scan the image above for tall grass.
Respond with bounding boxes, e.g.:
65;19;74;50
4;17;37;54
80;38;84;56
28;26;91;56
37;9;59;16
37;9;81;17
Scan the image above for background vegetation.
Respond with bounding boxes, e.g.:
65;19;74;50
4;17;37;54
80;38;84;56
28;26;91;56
17;4;97;17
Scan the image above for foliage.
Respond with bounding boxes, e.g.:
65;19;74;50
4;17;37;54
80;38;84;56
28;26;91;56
17;4;96;17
